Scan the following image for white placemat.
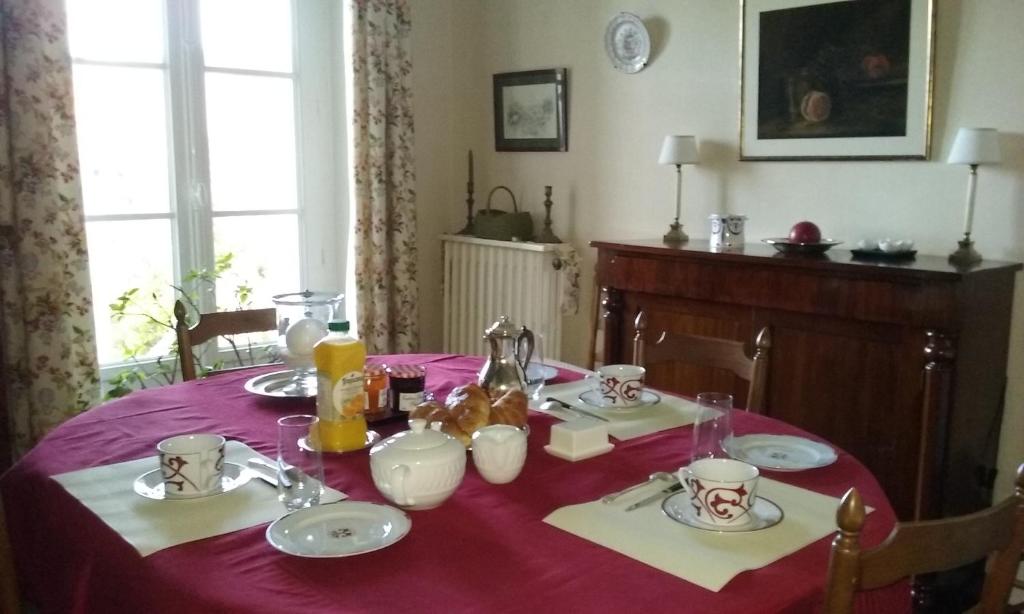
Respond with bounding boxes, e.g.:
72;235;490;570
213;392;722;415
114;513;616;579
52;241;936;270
52;440;346;557
544;478;871;592
535;380;697;440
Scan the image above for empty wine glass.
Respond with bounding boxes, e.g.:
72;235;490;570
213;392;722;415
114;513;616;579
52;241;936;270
277;414;325;511
524;332;546;400
690;392;734;463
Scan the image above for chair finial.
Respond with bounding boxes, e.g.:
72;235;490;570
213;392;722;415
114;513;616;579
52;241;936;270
836;487;866;533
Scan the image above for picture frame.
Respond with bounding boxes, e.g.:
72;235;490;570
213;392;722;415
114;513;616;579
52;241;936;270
739;0;935;161
493;69;568;152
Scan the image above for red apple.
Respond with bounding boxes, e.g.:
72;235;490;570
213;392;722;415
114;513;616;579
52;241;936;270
789;221;822;244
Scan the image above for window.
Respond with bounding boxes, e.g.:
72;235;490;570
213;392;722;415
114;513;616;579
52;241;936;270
67;0;347;374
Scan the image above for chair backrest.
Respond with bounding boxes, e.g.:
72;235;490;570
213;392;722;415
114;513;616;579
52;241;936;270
631;310;771;412
823;463;1024;614
173;300;278;381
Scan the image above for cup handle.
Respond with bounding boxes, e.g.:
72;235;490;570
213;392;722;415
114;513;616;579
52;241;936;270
585;372;599;392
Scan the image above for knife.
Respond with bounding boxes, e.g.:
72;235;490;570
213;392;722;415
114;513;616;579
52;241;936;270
624;482;684;512
544;397;611;422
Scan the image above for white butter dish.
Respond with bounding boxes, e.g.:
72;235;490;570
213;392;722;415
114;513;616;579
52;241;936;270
544;442;615;462
545;418;613;461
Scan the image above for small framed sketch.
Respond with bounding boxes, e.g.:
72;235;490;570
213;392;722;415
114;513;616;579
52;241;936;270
740;0;935;160
493;68;568;152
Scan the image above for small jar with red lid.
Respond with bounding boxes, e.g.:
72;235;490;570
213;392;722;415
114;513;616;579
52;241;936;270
386;364;427;416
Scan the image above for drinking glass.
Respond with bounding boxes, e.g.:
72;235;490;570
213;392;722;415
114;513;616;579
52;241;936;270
524;333;546;400
690;392;734;463
277;414;325;511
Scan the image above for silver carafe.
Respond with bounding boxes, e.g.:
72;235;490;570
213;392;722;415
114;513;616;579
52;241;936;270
478;316;534;397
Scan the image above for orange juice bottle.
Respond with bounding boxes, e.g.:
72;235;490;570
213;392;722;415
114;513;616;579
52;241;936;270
313;321;367;452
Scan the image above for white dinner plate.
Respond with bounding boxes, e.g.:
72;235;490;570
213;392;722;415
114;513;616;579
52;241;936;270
133;462;252;501
526;363;558;382
266;501;411;558
578;389;661;410
662;493;783;533
726;434;838;471
244;370;317;399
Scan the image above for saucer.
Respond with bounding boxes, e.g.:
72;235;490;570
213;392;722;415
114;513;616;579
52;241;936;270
299;430;382;454
578;389;661;410
134;462;252;500
662;493;783;532
266;501;411;558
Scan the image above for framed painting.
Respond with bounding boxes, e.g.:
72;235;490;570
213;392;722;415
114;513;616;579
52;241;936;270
493;69;568;152
740;0;935;161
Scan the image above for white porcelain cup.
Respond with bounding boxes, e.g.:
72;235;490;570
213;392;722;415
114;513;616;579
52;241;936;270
585;364;646;408
157;433;226;498
678;458;759;527
472;425;527;484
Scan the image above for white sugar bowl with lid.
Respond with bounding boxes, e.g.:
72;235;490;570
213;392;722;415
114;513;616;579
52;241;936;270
369;419;466;510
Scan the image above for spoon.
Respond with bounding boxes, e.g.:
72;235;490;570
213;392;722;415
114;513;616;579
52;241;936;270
540;398;610;422
601;472;674;504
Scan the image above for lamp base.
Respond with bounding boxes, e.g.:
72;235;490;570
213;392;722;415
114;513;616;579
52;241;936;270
948;236;982;268
663;222;688;245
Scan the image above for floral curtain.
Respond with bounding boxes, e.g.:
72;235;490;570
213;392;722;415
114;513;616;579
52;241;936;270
349;0;419;354
0;0;99;462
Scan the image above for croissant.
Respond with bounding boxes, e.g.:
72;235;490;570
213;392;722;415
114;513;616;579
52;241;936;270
409;400;446;424
489;389;528;428
446;383;491;436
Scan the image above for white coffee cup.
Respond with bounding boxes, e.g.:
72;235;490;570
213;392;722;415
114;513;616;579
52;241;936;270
678;458;759;527
472;425;527;484
585;364;646;408
157;433;226;498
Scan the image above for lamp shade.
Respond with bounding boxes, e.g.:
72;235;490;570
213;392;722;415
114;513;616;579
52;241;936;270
658;135;699;165
947;128;1001;165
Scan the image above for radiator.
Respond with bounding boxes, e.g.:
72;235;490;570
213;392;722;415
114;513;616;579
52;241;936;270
442;235;566;360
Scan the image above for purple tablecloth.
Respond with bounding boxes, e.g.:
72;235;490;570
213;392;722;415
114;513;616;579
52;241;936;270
2;354;909;613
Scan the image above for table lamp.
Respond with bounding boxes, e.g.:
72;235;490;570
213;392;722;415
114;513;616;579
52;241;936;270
947;127;1001;267
658;135;699;245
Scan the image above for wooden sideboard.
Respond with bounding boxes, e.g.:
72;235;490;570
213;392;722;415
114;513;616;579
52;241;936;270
592;239;1021;521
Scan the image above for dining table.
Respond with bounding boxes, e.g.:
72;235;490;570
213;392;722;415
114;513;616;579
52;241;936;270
1;354;909;613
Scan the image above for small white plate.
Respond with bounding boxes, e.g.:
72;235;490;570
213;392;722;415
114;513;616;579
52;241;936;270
726;434;838;471
543;442;615;462
299;430;382;454
244;370;316;399
133;462;252;501
604;12;650;73
266;501;411;558
578;389;661;410
662;493;784;533
526;363;559;382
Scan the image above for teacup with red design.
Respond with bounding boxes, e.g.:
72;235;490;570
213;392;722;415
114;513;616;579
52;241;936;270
585;364;646;408
157;433;226;498
678;458;759;527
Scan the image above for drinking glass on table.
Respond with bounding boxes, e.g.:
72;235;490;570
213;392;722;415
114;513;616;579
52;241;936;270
690;392;734;462
524;333;546;400
277;414;325;511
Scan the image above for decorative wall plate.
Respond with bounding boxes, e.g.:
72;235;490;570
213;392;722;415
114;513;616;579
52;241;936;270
604;13;650;73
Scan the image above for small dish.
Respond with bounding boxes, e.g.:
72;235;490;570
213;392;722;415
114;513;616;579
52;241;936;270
299;430;382;454
266;501;411;558
726;434;837;471
604;12;650;73
133;462;252;500
244;370;316;399
578;389;661;410
762;238;842;254
543;442;615;462
662;493;783;532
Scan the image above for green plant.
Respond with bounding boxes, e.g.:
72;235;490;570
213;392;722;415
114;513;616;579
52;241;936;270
104;253;273;399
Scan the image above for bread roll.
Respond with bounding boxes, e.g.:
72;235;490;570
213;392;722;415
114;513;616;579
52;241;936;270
446;383;491;435
489;389;528;428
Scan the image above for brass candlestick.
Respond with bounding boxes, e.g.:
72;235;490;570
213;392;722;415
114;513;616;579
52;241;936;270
535;186;562;243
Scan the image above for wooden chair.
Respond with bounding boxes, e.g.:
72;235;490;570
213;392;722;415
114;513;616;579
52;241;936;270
173;300;278;381
631;310;771;412
824;463;1024;614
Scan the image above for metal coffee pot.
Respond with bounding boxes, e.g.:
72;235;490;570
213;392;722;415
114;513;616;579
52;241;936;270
478;316;534;397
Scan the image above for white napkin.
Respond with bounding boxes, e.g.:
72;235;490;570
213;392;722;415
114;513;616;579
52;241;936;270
535;380;697;441
52;440;346;557
544;478;871;592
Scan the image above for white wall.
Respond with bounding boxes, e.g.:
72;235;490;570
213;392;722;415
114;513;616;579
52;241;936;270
410;0;1024;499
